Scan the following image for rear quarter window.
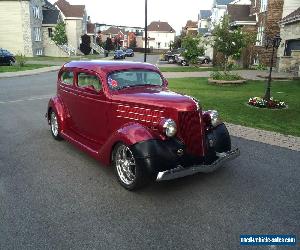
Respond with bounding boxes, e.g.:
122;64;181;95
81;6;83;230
61;71;74;85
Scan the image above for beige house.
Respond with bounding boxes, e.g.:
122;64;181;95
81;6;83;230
0;0;44;56
54;0;87;54
145;21;176;50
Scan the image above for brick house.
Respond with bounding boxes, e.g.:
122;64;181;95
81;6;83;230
0;0;44;57
249;0;284;66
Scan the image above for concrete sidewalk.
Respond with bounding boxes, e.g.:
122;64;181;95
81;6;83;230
163;70;295;80
0;66;60;78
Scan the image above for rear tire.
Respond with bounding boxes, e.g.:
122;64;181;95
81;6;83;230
181;60;187;66
112;143;150;190
203;59;209;64
168;57;174;63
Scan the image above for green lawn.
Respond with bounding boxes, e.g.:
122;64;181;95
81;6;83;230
0;64;54;73
168;78;300;137
160;66;217;72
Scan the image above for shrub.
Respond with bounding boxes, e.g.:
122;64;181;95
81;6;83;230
210;71;243;81
15;54;27;67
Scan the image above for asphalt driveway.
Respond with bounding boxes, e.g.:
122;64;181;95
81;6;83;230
0;72;299;249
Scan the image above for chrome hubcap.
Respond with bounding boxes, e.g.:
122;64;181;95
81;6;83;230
115;145;136;185
50;112;58;137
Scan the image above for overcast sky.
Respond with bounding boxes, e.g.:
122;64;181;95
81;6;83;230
49;0;214;34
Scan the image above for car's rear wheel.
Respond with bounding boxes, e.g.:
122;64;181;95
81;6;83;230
50;110;63;140
9;60;14;66
113;143;150;190
203;59;209;64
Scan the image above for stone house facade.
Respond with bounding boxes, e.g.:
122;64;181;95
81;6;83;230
0;0;44;57
277;7;300;74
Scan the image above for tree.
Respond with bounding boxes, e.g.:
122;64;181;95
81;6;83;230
212;15;253;72
80;34;91;55
51;22;67;45
129;38;137;49
104;37;114;56
181;35;205;64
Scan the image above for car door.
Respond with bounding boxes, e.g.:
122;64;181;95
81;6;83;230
57;69;77;131
71;70;109;145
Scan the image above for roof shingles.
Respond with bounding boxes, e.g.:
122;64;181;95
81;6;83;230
55;0;85;18
147;21;175;32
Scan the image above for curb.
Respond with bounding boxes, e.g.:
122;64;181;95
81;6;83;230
225;122;300;152
0;66;61;79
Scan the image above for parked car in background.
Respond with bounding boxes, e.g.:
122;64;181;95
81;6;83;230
0;48;15;66
125;49;134;57
175;54;189;66
46;60;240;190
164;48;185;63
114;50;126;59
198;55;211;64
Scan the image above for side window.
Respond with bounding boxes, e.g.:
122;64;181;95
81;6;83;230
61;71;74;85
77;72;102;91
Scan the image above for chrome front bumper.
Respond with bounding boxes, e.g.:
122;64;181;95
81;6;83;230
156;148;240;182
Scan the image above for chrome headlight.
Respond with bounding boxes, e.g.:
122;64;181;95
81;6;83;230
162;119;177;137
206;110;222;127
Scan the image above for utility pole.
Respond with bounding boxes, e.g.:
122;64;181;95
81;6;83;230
144;0;148;62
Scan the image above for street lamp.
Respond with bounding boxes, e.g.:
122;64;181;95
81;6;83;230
264;34;282;101
144;0;148;62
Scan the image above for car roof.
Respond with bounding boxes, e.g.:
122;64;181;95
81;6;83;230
63;60;159;73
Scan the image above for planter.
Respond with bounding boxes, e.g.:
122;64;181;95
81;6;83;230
208;78;246;85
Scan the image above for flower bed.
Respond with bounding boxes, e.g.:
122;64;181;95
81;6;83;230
248;97;286;109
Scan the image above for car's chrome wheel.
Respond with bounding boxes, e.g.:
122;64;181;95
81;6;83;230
113;143;152;190
115;144;136;185
50;110;62;140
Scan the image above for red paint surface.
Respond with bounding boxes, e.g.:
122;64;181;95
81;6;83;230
47;61;206;166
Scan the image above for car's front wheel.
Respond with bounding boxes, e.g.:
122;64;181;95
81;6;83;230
112;143;150;190
203;59;209;64
50;110;63;140
168;57;174;63
181;60;187;66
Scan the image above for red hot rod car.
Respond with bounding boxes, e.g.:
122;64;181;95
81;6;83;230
46;61;239;190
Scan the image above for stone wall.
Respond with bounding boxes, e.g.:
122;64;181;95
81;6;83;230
277;21;300;74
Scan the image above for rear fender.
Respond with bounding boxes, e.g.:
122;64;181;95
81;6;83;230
99;123;157;166
47;96;67;132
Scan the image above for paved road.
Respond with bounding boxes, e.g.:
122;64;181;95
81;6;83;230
0;72;299;249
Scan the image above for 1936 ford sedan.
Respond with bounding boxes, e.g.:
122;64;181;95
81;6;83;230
46;61;239;190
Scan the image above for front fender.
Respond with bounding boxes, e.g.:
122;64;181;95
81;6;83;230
98;123;158;166
47;96;67;132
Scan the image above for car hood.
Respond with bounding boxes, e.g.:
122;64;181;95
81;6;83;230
110;86;198;111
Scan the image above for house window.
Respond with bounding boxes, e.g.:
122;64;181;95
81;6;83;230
260;0;268;12
36;48;43;56
256;26;264;46
34;27;41;41
48;28;53;38
33;6;40;19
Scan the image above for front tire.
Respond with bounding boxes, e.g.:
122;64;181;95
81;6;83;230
112;143;150;190
50;110;63;141
181;60;187;66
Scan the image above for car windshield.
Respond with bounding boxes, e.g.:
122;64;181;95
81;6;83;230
108;70;163;90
